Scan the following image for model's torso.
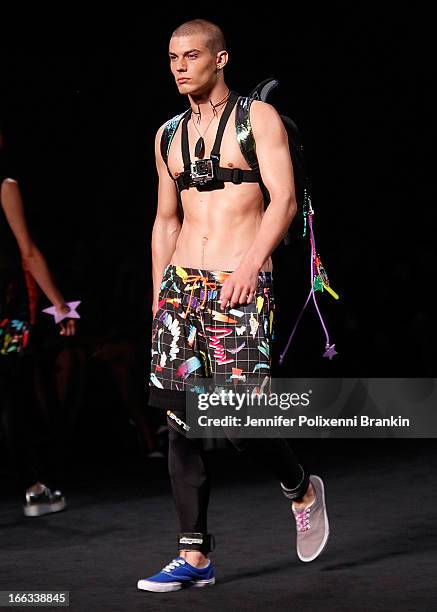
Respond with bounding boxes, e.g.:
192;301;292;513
167;106;273;272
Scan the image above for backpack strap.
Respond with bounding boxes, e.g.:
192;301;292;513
212;92;259;185
160;109;191;180
235;95;260;173
159;110;190;219
235;95;271;207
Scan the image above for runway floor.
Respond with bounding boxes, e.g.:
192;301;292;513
1;439;436;611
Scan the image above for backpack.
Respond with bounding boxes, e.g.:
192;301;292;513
247;80;339;360
246;77;310;245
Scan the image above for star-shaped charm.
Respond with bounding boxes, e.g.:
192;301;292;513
42;300;81;324
323;343;338;360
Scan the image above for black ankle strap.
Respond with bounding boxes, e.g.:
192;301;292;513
178;532;216;554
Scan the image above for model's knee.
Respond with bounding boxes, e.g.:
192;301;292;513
169;462;208;489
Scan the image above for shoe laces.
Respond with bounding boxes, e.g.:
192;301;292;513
294;506;311;532
163;558;186;573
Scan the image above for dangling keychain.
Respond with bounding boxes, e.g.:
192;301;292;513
279;199;340;363
315;254;339;300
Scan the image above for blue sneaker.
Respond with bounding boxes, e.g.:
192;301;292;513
137;556;215;592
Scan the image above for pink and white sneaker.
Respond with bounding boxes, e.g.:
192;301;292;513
292;475;330;562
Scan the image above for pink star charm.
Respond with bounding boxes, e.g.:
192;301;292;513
323;343;338;360
42;301;81;324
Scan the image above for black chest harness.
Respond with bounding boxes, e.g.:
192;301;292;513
160;91;264;196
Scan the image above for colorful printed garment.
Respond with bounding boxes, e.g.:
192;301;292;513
0;318;31;355
148;264;275;410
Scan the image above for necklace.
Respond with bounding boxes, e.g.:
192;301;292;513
191;89;231;159
192;115;216;159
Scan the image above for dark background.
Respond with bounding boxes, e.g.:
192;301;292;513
0;9;434;466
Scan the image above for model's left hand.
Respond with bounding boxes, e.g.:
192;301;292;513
219;261;260;310
57;304;77;336
59;318;76;336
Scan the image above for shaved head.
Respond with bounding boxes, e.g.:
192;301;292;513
171;19;226;54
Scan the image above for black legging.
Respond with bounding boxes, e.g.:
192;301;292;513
167;407;310;537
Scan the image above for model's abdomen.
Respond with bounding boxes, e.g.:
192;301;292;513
170;182;272;272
